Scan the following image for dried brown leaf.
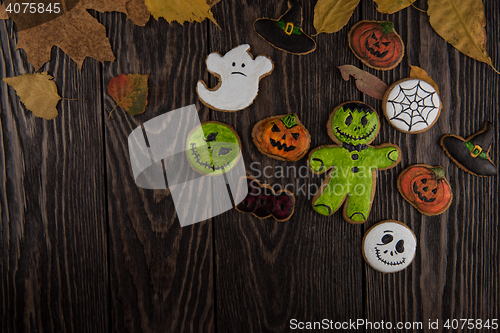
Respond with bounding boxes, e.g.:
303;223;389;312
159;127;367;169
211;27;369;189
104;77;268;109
0;0;150;70
427;0;498;73
146;0;217;25
3;71;61;120
373;0;416;14
338;65;388;100
410;65;440;94
313;0;360;34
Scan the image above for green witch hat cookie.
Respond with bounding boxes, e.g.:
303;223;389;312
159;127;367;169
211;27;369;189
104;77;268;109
254;0;316;55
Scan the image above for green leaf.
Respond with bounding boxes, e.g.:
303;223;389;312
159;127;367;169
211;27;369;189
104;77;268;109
107;73;149;117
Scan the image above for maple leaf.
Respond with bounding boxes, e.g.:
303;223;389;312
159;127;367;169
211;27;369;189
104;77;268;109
107;73;149;118
145;0;218;25
3;71;62;120
0;0;150;70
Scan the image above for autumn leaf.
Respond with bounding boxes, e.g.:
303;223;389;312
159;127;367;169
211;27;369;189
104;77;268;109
107;74;149;118
338;65;388;100
410;65;440;94
427;0;498;73
313;0;360;34
0;0;150;70
372;0;416;14
145;0;218;25
3;72;62;120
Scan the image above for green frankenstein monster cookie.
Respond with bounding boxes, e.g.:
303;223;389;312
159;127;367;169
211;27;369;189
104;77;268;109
186;121;242;175
308;102;401;223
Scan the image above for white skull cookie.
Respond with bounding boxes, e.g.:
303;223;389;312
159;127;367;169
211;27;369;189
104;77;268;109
196;44;273;112
362;220;417;273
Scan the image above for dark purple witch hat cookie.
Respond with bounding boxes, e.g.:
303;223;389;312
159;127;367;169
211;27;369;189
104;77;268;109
441;122;497;177
254;0;316;55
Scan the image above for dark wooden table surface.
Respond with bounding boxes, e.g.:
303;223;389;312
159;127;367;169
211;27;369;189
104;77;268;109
1;0;499;332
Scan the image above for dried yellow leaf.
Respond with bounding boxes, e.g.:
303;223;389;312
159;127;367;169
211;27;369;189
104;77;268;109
313;0;360;34
410;65;440;94
427;0;498;73
3;72;61;120
373;0;416;14
145;0;217;25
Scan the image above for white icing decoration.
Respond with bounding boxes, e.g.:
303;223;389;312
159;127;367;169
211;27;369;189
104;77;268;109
384;79;440;132
363;221;416;273
196;44;273;111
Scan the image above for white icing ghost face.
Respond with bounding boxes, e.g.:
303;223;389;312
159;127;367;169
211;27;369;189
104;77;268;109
196;44;273;112
363;221;417;273
383;78;441;133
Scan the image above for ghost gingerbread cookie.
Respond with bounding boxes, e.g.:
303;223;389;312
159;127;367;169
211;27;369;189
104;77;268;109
196;44;274;112
362;220;417;273
308;101;401;223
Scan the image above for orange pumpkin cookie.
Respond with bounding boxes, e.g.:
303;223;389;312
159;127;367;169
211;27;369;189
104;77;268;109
348;20;404;71
397;164;452;216
252;113;311;161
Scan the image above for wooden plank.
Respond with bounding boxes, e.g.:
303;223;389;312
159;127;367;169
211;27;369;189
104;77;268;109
100;12;214;332
361;1;500;331
210;1;366;331
0;18;108;333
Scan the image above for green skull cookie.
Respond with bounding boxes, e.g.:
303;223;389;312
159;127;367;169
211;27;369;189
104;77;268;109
309;102;401;223
331;103;379;145
187;121;241;175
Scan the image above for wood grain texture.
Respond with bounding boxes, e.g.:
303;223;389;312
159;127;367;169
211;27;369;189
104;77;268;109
0;16;108;333
98;12;214;333
361;1;500;332
0;0;498;332
210;1;366;332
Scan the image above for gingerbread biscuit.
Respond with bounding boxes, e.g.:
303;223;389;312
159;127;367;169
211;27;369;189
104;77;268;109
196;44;273;112
348;20;404;71
186;121;242;175
440;121;497;177
397;164;453;216
308;101;401;224
254;0;316;55
235;176;295;221
362;220;417;273
252;113;311;161
382;78;441;134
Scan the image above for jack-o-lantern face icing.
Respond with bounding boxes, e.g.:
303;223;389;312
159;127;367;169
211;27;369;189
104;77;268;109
348;20;404;70
308;101;401;224
186;121;241;175
252;113;311;161
330;102;379;145
398;164;453;215
363;221;417;273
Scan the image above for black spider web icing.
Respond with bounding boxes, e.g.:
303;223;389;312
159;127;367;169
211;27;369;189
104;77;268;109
387;81;439;131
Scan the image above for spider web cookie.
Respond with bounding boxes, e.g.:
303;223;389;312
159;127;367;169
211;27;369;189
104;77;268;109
383;78;441;133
